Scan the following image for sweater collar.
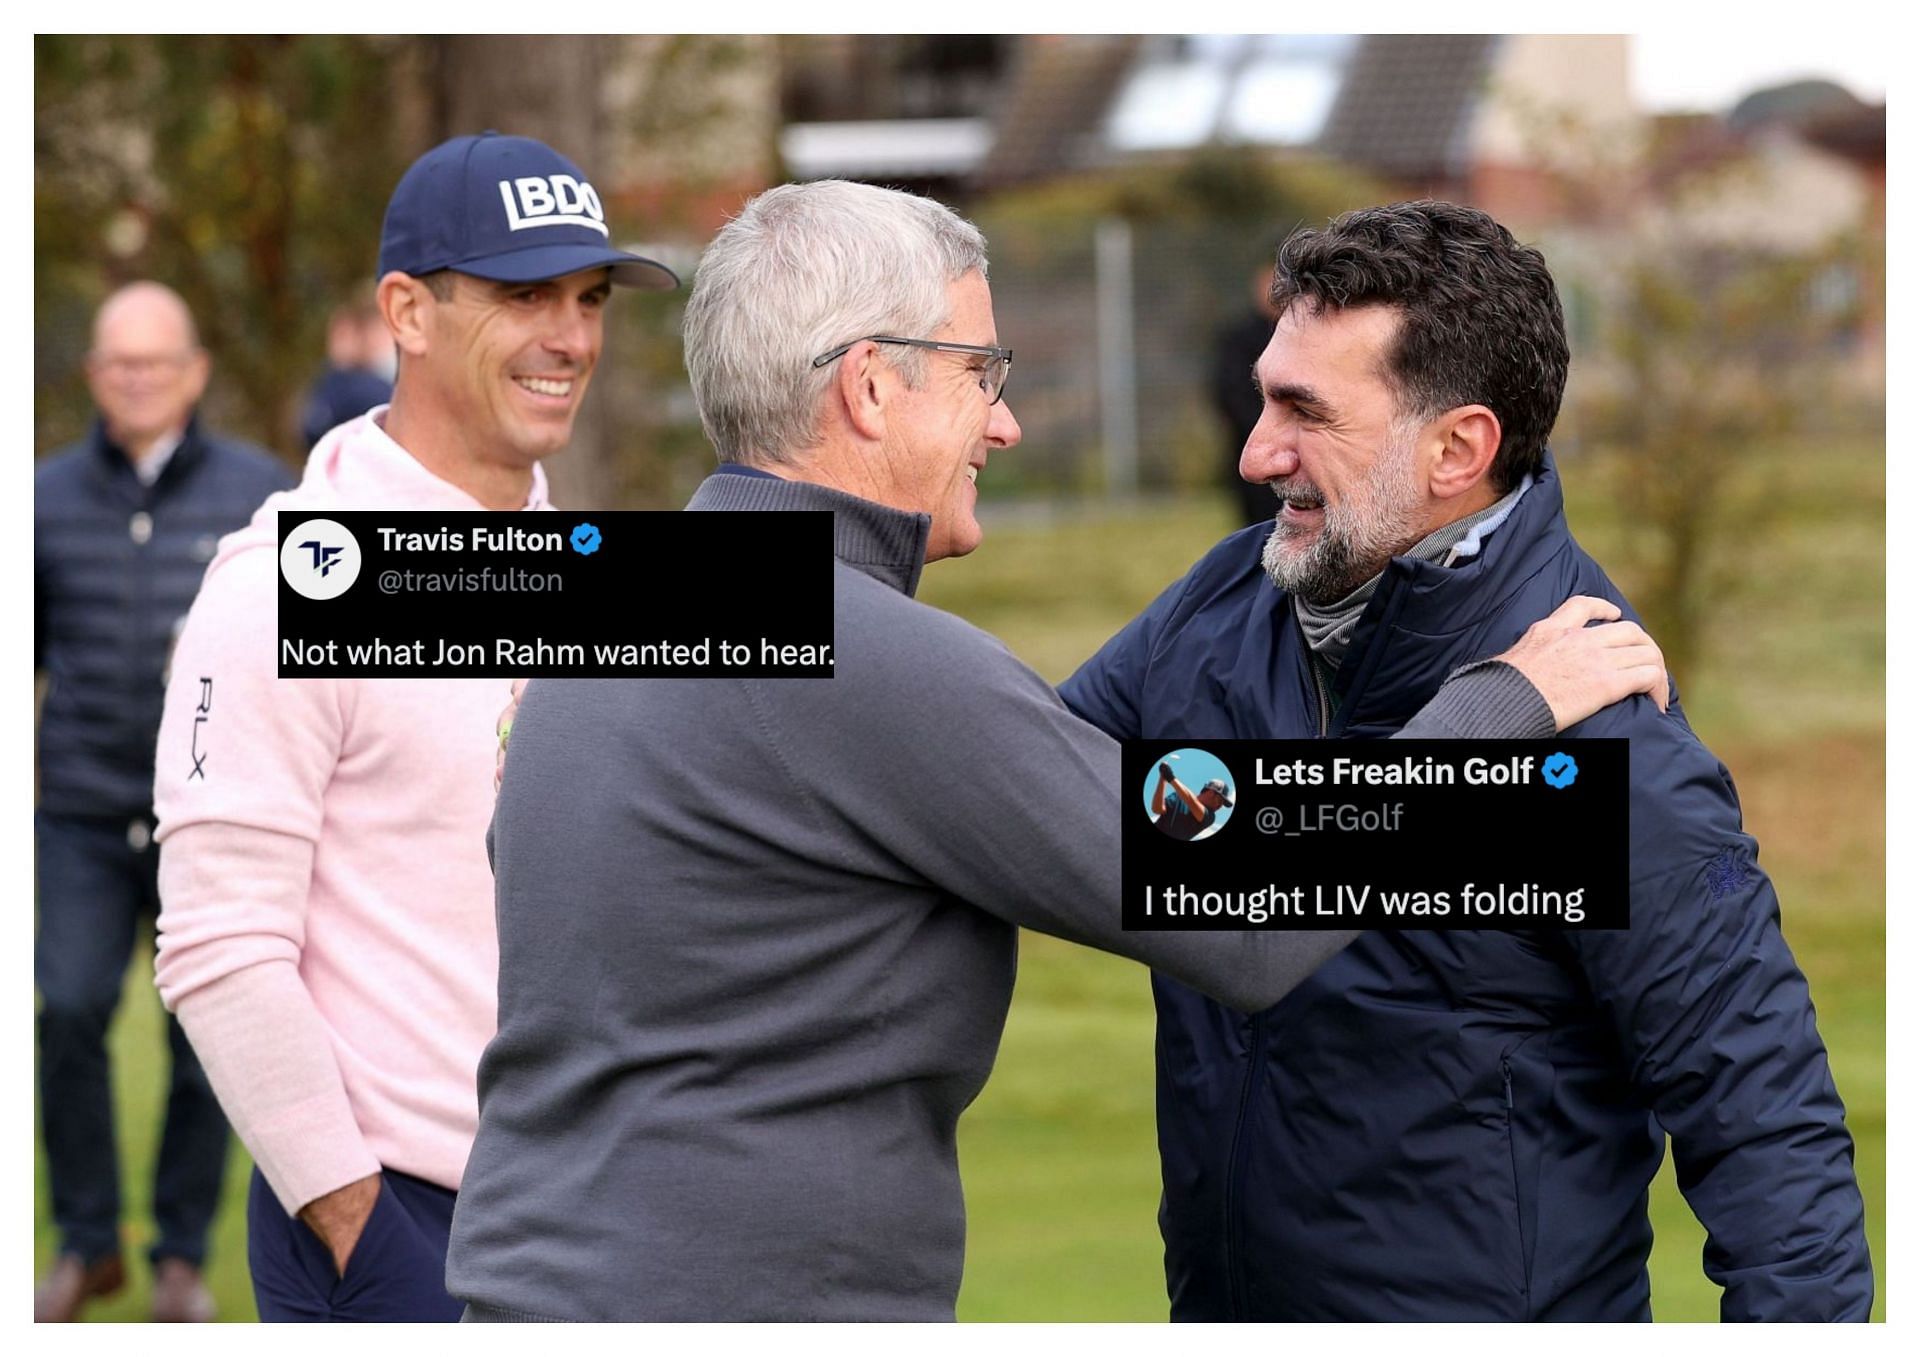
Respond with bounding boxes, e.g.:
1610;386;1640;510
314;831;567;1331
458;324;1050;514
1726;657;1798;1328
1318;450;1577;734
299;406;551;511
685;469;932;597
1363;450;1569;634
1295;477;1529;671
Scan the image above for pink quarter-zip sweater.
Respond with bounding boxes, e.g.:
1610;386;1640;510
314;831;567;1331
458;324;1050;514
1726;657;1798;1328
153;409;546;1214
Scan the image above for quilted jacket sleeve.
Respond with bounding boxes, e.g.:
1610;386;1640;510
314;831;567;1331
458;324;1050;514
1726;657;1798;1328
1565;721;1872;1320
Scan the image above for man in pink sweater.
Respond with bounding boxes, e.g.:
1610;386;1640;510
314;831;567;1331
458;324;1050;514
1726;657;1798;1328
150;132;675;1322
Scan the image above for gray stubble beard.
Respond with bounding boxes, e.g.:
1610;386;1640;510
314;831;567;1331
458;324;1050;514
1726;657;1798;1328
1258;428;1429;604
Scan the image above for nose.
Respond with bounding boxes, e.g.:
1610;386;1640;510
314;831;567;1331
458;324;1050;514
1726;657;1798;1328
544;301;599;366
1238;408;1298;486
987;396;1022;450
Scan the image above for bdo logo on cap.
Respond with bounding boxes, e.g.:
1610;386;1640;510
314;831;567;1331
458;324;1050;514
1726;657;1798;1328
499;175;608;236
279;518;363;600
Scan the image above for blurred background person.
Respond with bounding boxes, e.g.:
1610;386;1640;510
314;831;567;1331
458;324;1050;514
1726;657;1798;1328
299;289;396;451
33;281;293;1322
1208;262;1282;526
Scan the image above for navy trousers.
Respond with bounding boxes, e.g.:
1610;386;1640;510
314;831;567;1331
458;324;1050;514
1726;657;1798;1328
35;810;231;1266
248;1169;464;1322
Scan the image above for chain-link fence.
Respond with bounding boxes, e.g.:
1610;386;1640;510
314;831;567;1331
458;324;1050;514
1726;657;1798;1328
983;216;1248;497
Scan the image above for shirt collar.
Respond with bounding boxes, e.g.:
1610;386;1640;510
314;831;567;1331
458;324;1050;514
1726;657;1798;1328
131;429;185;486
710;463;782;481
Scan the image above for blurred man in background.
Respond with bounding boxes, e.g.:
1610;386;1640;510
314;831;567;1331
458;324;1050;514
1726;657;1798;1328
1208;261;1283;526
151;131;675;1323
299;289;395;451
34;281;292;1322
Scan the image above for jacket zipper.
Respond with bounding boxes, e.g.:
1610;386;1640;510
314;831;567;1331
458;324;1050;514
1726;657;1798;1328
1223;1010;1266;1319
1225;621;1323;1313
1502;1055;1531;1315
1224;645;1323;1313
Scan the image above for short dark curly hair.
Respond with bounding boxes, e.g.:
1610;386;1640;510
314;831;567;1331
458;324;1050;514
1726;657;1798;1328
1270;201;1569;492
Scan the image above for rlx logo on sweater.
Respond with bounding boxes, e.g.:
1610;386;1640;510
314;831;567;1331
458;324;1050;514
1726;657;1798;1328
498;175;609;237
188;677;212;781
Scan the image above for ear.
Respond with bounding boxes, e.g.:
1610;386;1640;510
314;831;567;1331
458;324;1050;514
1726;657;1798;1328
81;355;108;407
181;346;212;405
834;339;890;444
378;271;432;359
1425;404;1502;503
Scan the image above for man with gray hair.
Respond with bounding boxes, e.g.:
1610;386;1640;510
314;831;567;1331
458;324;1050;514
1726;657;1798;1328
447;181;1668;1321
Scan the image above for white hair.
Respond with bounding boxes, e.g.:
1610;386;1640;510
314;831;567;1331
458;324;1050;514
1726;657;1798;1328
682;180;989;465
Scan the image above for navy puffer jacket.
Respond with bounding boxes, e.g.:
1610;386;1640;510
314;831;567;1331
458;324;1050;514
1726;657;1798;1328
36;418;292;819
1059;455;1871;1321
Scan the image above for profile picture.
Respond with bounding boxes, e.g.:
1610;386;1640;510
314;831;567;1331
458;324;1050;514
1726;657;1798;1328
1143;748;1235;842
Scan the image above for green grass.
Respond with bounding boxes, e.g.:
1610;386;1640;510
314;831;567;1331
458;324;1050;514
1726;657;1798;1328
37;439;1882;1321
33;953;260;1322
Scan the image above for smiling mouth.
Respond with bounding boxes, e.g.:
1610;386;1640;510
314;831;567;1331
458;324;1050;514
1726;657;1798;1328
1272;483;1325;512
514;375;574;398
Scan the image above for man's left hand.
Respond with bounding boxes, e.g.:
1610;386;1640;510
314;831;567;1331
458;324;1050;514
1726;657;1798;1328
1497;596;1670;730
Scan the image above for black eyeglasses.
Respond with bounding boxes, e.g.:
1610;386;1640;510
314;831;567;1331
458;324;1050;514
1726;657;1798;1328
811;335;1014;405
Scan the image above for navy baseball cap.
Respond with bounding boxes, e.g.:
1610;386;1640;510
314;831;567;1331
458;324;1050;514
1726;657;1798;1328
377;131;678;291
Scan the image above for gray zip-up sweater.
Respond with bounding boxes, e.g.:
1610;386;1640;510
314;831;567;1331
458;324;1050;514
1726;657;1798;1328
447;472;1548;1322
446;473;1370;1321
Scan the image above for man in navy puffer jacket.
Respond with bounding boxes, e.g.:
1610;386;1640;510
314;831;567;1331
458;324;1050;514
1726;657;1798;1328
1060;203;1872;1321
34;282;292;1321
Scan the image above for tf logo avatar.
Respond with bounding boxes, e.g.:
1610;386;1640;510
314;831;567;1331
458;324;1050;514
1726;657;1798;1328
279;517;363;600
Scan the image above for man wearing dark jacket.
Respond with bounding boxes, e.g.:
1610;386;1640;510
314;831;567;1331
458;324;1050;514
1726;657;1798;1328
1208;264;1283;526
299;291;394;450
1060;202;1872;1321
34;281;292;1321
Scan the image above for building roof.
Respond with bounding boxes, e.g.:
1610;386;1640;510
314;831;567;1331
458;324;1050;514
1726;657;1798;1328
978;36;1140;186
1799;103;1886;168
1728;78;1867;133
1316;34;1500;183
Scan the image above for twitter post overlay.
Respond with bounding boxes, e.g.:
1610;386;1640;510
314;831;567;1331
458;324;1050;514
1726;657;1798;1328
277;511;834;678
1122;739;1628;931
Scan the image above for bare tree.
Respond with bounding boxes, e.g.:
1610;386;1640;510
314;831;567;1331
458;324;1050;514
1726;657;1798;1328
1570;236;1863;686
35;35;411;457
